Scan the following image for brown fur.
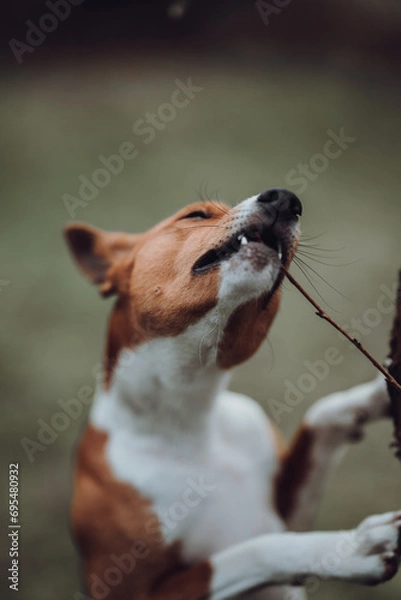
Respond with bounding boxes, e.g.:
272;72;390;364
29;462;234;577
217;292;281;369
275;425;316;522
72;426;213;600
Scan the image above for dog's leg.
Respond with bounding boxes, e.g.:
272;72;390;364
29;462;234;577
276;375;391;532
152;511;401;600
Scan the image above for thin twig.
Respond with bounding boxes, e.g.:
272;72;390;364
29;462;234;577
284;268;401;394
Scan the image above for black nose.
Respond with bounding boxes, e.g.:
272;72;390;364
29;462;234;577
257;188;303;219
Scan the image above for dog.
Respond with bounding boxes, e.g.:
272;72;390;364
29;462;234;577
65;188;401;600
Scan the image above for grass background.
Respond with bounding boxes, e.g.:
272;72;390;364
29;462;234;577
1;55;401;599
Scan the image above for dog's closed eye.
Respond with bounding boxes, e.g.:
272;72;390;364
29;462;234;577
180;211;211;220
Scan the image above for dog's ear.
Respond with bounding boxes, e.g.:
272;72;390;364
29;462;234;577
64;223;137;297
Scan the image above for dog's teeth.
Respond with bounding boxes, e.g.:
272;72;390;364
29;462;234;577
278;245;283;261
240;235;248;246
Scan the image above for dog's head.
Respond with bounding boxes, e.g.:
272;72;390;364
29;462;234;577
65;188;301;383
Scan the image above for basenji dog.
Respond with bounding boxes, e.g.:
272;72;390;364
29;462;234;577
65;188;401;600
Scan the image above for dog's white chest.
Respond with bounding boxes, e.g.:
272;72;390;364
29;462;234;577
93;389;284;562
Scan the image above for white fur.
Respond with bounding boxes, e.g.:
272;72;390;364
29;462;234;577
91;339;285;556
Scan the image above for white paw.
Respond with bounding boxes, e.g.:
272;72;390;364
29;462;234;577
348;511;401;585
306;375;391;443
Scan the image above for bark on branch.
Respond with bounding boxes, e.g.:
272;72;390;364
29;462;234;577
387;270;401;461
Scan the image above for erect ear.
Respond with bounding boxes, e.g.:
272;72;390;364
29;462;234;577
64;223;138;297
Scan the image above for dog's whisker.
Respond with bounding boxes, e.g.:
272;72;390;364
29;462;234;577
297;249;359;268
297;251;340;263
299;232;328;242
292;258;342;312
198;321;220;367
214;323;223;362
298;243;345;253
264;337;275;375
298;254;361;268
197;179;210;202
196;183;230;216
294;255;350;302
210;195;231;216
211;200;230;216
176;224;228;231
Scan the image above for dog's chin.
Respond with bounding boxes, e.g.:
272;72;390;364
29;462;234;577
218;248;283;307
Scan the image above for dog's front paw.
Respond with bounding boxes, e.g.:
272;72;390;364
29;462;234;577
350;510;401;585
306;375;391;444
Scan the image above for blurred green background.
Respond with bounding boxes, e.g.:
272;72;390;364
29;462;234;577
1;2;401;599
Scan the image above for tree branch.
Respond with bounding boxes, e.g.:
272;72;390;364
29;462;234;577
283;268;401;395
387;270;401;460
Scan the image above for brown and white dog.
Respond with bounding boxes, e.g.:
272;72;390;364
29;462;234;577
65;189;401;600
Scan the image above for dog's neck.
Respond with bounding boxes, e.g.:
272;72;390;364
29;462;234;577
91;310;231;448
